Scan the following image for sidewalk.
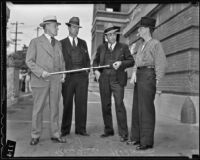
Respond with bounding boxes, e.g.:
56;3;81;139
6;83;199;157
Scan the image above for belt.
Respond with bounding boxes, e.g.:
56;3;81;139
137;66;154;70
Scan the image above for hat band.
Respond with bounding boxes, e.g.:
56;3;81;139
43;19;58;23
104;26;117;34
139;24;155;28
69;21;79;25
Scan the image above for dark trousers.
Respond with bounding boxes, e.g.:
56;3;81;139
130;68;156;146
61;72;89;135
99;71;128;137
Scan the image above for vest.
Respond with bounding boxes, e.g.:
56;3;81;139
103;48;116;76
70;45;84;70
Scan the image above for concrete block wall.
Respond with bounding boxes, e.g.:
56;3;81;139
7;67;20;106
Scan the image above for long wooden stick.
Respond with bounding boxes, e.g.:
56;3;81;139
49;65;110;75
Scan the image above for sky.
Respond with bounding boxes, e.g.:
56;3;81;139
6;3;93;57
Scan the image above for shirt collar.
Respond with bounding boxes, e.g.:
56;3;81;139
68;35;78;44
44;33;52;42
108;42;116;50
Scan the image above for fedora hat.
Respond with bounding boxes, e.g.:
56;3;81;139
138;16;156;29
39;15;61;27
65;17;82;28
104;23;120;35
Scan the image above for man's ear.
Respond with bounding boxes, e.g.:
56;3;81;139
104;35;108;42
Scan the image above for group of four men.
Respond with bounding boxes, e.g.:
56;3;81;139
26;15;167;151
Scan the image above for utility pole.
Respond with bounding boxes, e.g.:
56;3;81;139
11;21;24;53
35;27;42;37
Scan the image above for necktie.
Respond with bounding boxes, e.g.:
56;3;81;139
51;37;55;47
73;38;76;47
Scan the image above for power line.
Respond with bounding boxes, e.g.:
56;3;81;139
8;24;36;29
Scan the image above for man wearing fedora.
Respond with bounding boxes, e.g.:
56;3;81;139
92;23;134;142
26;15;66;145
60;17;90;136
127;16;167;150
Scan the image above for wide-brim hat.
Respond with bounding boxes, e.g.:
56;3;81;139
104;23;120;35
138;16;156;29
39;15;61;27
65;17;82;28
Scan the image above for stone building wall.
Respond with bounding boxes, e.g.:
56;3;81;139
92;4;199;124
124;3;199;124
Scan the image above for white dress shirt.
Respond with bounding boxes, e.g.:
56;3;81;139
68;36;78;46
108;42;116;50
44;33;52;43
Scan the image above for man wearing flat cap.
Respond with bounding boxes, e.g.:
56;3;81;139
92;23;135;142
26;15;66;145
60;17;90;137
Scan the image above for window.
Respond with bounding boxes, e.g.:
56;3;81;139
105;4;121;12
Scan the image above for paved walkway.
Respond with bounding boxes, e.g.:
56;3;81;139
6;82;199;157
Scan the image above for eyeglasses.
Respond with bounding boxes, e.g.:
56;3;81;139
106;33;116;37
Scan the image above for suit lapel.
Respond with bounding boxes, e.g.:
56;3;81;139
39;34;54;57
65;37;73;57
113;42;123;60
77;38;85;54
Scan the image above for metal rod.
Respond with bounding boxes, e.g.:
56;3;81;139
49;65;110;75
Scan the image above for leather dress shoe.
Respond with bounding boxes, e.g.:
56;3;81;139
100;132;114;138
51;137;67;143
126;140;140;146
75;131;89;136
136;144;153;150
61;132;69;137
30;138;39;145
120;136;128;142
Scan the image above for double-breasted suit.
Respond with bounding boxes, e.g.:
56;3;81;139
60;37;90;135
26;34;65;139
93;42;135;137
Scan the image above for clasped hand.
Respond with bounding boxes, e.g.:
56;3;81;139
112;61;122;70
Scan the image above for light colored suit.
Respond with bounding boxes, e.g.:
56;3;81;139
26;34;65;139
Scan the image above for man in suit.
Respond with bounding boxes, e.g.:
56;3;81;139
26;16;66;145
92;23;135;142
60;17;90;137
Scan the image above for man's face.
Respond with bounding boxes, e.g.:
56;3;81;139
137;26;149;38
46;22;59;36
68;25;79;37
106;32;117;44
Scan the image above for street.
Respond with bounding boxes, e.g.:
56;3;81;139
6;82;199;157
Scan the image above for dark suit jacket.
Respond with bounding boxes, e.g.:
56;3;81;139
92;42;135;87
60;37;90;80
60;37;90;69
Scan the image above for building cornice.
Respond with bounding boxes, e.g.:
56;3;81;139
91;17;130;33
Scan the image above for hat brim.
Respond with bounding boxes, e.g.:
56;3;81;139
65;23;82;28
104;29;120;35
137;24;155;29
40;21;61;27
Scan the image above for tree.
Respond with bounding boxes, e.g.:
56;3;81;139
7;45;28;70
